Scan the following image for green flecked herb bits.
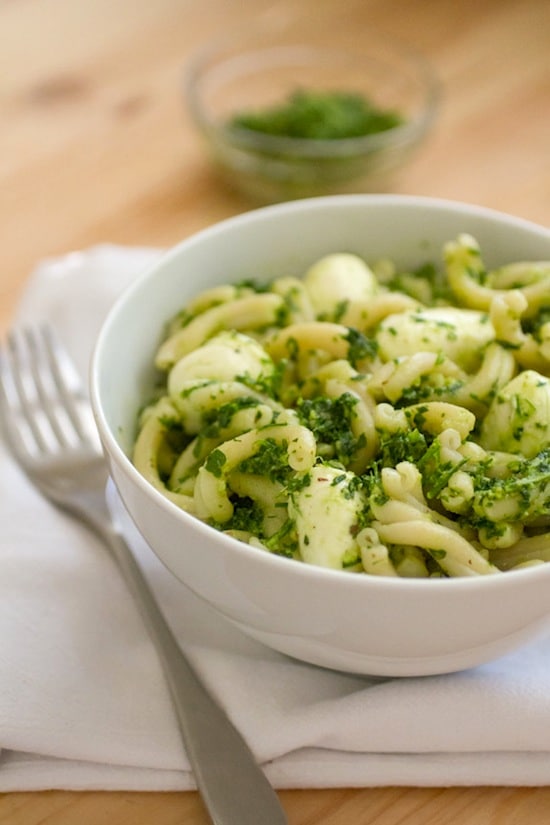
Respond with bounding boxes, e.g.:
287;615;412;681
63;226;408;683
229;89;404;140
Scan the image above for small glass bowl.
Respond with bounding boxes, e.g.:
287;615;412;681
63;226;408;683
186;22;439;203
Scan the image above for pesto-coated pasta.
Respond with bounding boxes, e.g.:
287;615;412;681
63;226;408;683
133;236;550;578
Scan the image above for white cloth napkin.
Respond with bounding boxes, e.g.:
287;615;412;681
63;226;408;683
2;245;550;793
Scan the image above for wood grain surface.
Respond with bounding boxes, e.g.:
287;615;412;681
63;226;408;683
1;0;549;822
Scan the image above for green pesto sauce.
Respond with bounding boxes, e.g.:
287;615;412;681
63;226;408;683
344;327;378;367
238;437;291;484
296;393;362;465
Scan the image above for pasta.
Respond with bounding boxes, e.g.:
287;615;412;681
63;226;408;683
133;236;550;578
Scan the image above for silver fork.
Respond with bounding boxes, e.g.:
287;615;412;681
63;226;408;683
0;325;287;825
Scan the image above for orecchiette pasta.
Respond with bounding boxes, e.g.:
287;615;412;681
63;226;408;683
133;235;550;578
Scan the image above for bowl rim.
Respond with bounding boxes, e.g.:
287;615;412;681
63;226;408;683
185;28;440;158
91;193;550;595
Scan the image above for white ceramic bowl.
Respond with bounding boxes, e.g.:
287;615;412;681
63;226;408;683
91;194;550;677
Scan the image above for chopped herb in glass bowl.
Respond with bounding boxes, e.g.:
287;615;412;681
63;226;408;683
229;89;405;141
186;26;438;202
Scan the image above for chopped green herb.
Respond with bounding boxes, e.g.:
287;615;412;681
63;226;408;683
229;89;404;141
205;448;227;478
296;393;362;466
212;495;265;535
238;438;291;484
202;397;262;437
344;327;378;368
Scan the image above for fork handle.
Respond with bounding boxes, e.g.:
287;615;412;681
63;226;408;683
95;520;287;825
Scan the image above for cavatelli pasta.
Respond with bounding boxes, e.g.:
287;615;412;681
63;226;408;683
133;235;550;577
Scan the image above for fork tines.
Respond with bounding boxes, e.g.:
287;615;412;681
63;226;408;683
0;325;95;457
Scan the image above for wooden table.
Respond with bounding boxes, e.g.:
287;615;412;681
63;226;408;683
1;0;549;821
